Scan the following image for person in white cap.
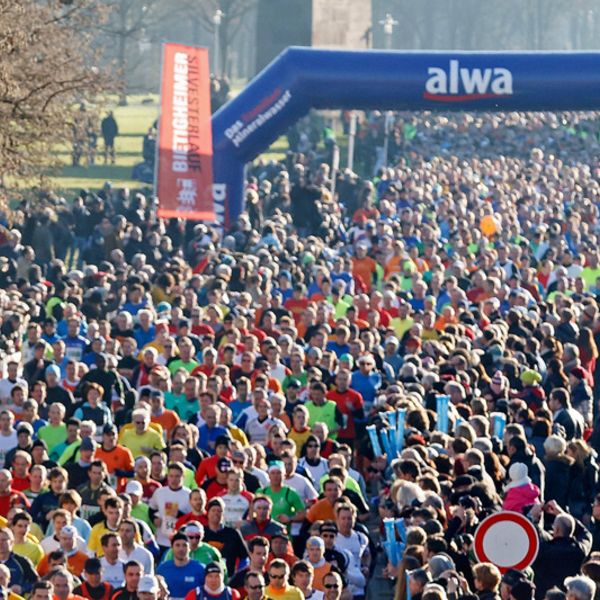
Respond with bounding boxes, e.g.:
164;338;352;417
36;524;88;578
138;575;160;600
125;480;152;527
304;536;331;591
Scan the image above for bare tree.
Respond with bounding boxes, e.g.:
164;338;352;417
185;0;257;77
98;0;161;104
0;0;112;183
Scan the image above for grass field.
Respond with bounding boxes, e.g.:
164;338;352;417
50;95;159;194
50;92;292;196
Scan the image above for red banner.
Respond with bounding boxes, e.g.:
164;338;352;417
156;43;214;221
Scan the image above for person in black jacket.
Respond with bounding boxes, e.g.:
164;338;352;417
531;500;592;597
589;493;600;552
101;112;118;165
0;528;39;594
549;388;585;441
543;435;575;508
567;440;599;520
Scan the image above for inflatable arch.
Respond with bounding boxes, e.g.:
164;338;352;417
211;47;600;226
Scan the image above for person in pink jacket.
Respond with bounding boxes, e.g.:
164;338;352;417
502;462;541;513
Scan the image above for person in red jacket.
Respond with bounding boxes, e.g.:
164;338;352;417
184;562;240;600
0;468;29;517
326;369;364;447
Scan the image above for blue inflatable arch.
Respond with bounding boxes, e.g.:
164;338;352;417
211;47;600;225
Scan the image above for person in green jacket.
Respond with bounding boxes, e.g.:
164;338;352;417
305;382;343;439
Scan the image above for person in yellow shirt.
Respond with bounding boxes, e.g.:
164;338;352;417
265;559;304;600
287;407;312;457
11;511;44;567
118;409;166;458
219;405;248;447
88;497;136;557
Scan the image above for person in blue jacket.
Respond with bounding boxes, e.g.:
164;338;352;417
157;532;205;600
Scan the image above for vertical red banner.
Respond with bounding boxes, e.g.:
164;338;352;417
156;44;214;221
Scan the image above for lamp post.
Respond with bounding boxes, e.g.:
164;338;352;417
347;112;358;171
213;8;224;76
379;13;398;50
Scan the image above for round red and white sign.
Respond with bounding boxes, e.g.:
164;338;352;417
473;511;539;573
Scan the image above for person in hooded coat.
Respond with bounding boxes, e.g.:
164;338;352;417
502;462;541;514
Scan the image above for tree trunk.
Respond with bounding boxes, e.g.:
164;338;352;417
117;3;128;105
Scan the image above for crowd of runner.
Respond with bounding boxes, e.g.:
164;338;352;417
1;110;600;600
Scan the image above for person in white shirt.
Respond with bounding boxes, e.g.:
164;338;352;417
244;397;286;445
149;462;191;550
334;504;368;598
265;346;288;383
282;450;318;539
99;532;126;589
282;452;318;505
0;361;28;404
220;468;253;527
0;411;18;468
298;436;329;485
118;518;154;574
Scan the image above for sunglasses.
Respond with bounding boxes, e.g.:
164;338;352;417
232;460;244;466
248;584;265;590
324;584;340;590
321;533;335;538
187;535;201;539
133;421;145;425
269;574;285;579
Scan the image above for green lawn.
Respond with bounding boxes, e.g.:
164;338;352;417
50;95;159;193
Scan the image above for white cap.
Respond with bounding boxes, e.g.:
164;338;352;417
125;480;143;496
138;575;159;594
60;526;77;538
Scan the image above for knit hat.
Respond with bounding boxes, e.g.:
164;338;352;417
428;553;455;579
520;369;542;386
205;562;223;576
570;367;586;380
504;462;532;491
339;353;354;367
45;364;61;378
